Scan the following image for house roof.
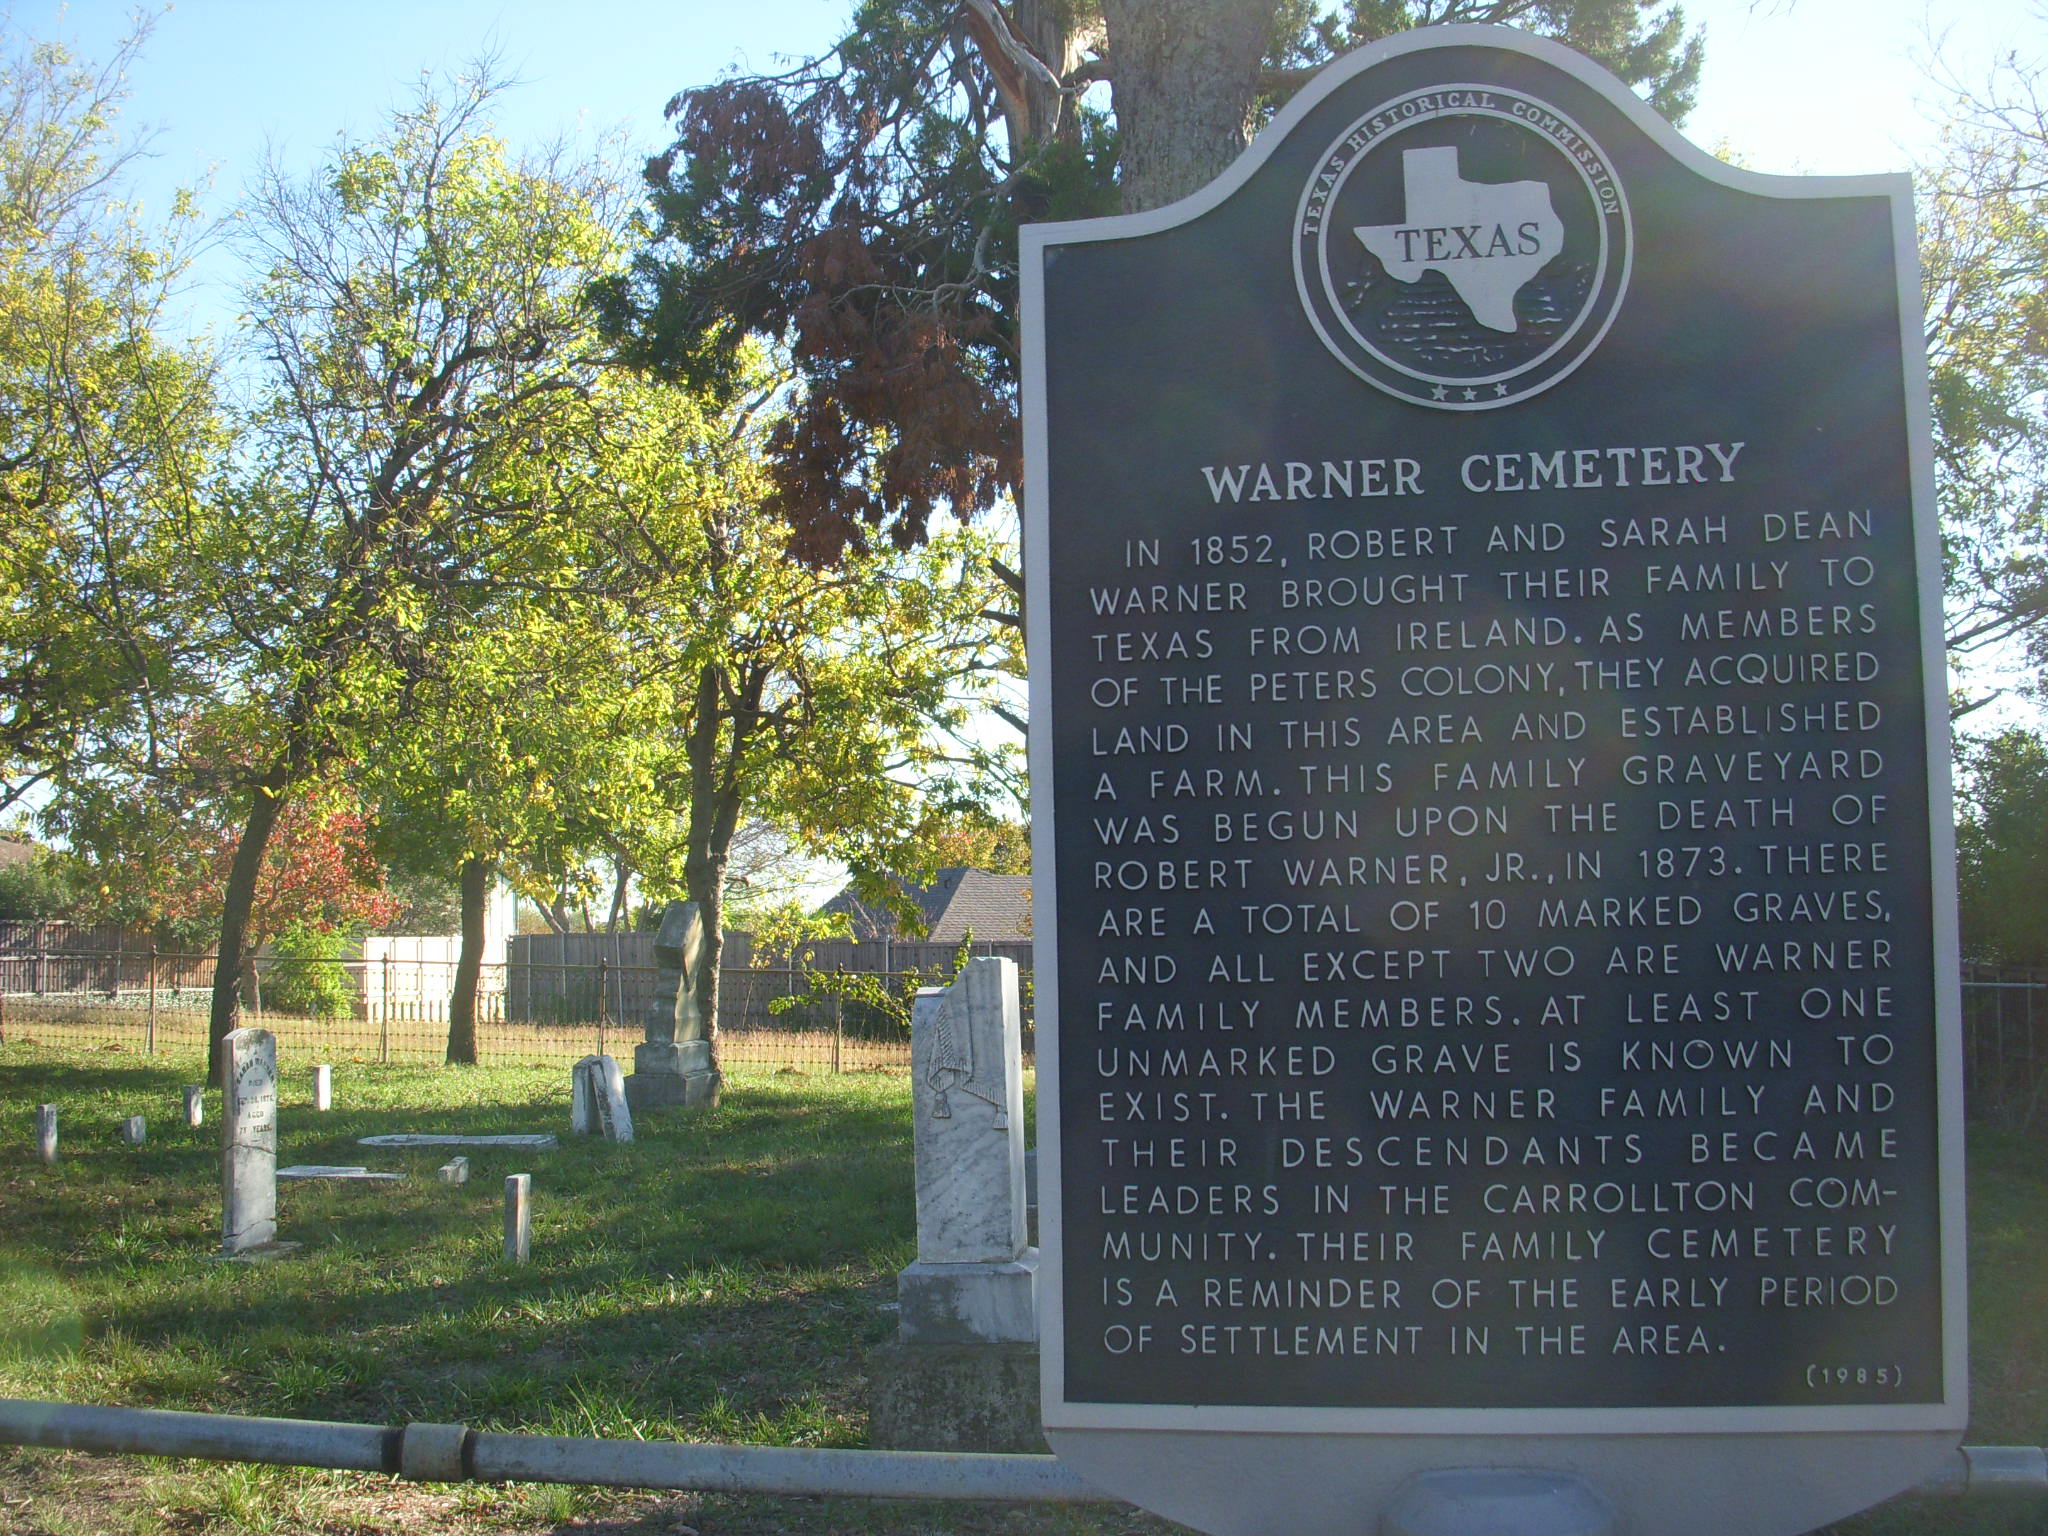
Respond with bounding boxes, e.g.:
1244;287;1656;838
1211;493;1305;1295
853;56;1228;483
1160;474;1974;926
0;832;37;870
819;867;1032;943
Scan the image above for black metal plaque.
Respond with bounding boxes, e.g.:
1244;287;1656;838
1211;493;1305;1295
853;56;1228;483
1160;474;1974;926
1025;29;1962;1430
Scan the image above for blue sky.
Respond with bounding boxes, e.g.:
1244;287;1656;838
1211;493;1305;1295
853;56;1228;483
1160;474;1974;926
64;0;2019;352
32;0;2041;236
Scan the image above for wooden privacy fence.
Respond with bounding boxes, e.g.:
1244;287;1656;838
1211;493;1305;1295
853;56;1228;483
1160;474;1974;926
503;932;1033;1026
0;948;1037;1072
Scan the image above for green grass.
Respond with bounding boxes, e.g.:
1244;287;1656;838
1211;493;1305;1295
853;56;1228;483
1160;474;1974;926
1;1044;2044;1535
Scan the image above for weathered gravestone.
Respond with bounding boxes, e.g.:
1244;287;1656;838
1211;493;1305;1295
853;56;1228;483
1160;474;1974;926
218;1027;299;1259
625;900;721;1113
869;957;1041;1451
1023;25;1963;1536
118;1115;146;1145
34;1104;56;1165
504;1173;532;1262
570;1053;635;1142
184;1086;204;1128
312;1063;333;1112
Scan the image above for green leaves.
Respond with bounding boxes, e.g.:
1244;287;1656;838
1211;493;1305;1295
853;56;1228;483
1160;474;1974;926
1921;68;2048;715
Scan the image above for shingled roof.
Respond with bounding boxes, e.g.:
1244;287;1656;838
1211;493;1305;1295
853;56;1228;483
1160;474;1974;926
818;867;1032;943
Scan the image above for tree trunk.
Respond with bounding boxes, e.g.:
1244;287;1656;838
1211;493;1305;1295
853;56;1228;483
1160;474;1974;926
973;0;1105;148
1099;0;1273;213
207;778;288;1083
679;660;769;1061
445;853;495;1064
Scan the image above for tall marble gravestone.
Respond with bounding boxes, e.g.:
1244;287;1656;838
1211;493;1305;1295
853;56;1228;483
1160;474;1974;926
898;957;1035;1340
219;1027;292;1257
626;900;721;1113
1023;26;1964;1536
869;956;1041;1451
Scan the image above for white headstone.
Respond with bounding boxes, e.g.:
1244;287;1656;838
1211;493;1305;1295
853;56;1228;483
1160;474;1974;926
34;1104;56;1164
312;1064;333;1111
897;957;1035;1345
911;958;1026;1264
570;1055;599;1133
503;1173;531;1261
438;1156;469;1184
119;1115;146;1145
571;1054;634;1143
184;1086;204;1128
220;1027;279;1255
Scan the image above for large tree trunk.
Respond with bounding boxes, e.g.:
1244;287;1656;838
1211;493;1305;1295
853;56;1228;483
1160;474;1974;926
207;778;288;1083
445;853;495;1064
1099;0;1273;213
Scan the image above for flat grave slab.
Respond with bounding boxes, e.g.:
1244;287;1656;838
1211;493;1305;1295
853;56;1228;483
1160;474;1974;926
357;1133;558;1149
277;1165;404;1181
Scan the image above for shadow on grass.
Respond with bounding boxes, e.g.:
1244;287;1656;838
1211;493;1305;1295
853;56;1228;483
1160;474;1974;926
5;1049;920;1445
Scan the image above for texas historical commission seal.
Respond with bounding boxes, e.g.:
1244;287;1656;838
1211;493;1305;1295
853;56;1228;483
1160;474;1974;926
1295;84;1631;410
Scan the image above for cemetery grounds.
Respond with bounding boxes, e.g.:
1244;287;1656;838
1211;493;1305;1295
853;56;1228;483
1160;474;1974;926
0;1038;2042;1536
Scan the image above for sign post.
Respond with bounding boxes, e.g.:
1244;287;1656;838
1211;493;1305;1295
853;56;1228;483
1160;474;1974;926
1024;26;1964;1536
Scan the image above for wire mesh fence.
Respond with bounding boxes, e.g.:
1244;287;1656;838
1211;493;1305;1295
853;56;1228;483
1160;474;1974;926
1961;960;2048;1129
0;945;1036;1072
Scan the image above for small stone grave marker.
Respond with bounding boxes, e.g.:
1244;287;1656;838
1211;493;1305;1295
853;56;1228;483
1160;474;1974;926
118;1115;146;1145
312;1064;332;1111
570;1054;634;1142
183;1086;204;1128
503;1173;531;1262
437;1156;469;1184
34;1104;56;1164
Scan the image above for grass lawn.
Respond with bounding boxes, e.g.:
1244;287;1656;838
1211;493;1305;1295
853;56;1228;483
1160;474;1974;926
0;1045;2043;1535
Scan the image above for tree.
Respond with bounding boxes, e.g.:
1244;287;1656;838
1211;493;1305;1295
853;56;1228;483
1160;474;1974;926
70;768;398;952
902;801;1031;874
0;19;220;814
1955;727;2048;964
370;579;661;1062
0;838;82;921
191;69;627;1078
596;0;1702;565
1919;30;2048;717
591;372;1021;1050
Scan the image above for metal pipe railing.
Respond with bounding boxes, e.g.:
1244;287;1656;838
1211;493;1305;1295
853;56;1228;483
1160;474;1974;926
6;1397;2048;1504
0;1397;1100;1502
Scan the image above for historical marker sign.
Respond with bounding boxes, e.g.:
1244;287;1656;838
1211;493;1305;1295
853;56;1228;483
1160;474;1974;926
1024;26;1964;1536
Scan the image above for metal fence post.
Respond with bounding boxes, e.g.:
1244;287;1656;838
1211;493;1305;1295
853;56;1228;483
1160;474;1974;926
380;953;391;1065
833;991;843;1075
146;946;158;1055
597;956;608;1058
